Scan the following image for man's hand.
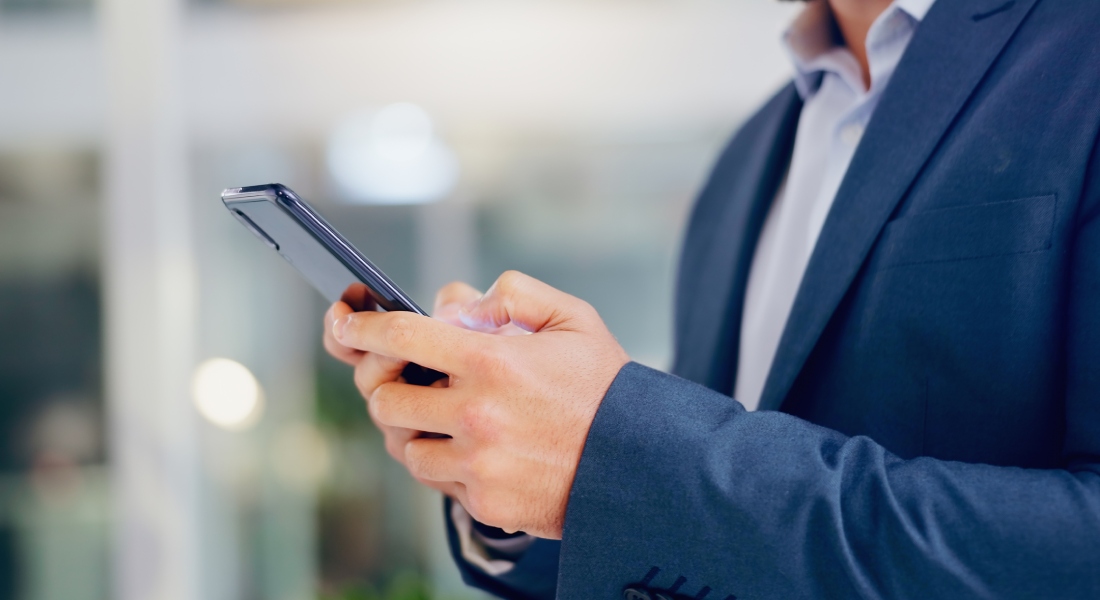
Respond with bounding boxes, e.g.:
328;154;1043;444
330;271;630;539
323;282;487;500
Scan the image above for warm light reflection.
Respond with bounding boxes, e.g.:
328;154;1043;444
327;102;458;205
191;358;264;431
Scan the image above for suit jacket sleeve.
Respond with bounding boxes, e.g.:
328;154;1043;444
556;160;1100;600
552;135;1100;598
554;353;1100;599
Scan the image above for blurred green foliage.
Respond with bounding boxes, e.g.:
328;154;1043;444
320;571;435;600
315;346;373;433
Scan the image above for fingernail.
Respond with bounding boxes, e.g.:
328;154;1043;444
333;315;352;340
458;298;483;327
459;296;482;315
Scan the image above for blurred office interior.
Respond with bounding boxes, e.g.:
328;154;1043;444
0;0;797;598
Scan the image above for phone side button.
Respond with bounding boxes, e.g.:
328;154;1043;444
232;209;280;251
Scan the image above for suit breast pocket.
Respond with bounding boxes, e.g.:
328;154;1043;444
876;194;1057;269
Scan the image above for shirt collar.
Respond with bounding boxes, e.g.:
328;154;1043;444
895;0;936;21
784;0;936;98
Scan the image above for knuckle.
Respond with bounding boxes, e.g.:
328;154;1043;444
405;444;435;478
466;338;510;377
463;449;498;483
368;383;397;424
496;270;525;295
384;315;416;351
571;298;599;322
583;305;603;326
457;399;497;439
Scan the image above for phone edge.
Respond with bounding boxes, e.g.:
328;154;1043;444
220;184;429;316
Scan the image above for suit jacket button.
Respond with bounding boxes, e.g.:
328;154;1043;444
622;587;653;600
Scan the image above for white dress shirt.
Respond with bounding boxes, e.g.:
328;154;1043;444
459;0;938;573
734;0;935;411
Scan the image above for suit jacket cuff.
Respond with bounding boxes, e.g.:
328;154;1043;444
558;361;752;599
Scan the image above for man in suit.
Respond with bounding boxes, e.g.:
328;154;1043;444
322;0;1100;597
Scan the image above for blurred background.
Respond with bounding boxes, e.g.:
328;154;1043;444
0;0;798;598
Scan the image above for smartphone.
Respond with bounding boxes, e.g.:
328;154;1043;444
221;183;446;386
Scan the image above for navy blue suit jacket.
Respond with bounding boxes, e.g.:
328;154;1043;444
446;0;1100;597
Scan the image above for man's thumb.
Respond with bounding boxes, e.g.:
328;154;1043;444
458;271;588;333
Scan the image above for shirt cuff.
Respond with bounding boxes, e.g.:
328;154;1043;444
450;501;536;576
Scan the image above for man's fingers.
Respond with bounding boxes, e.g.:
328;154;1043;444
324;302;363;366
334;310;487;375
379;426;462;495
340;283;378;313
368;382;458;436
459;270;595;333
379;423;418;464
353;352;410;404
404;437;464;483
323;333;361;367
434;281;531;337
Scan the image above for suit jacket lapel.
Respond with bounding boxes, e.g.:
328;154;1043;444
673;85;801;392
757;0;1041;412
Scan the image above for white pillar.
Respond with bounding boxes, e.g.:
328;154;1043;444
98;0;202;597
